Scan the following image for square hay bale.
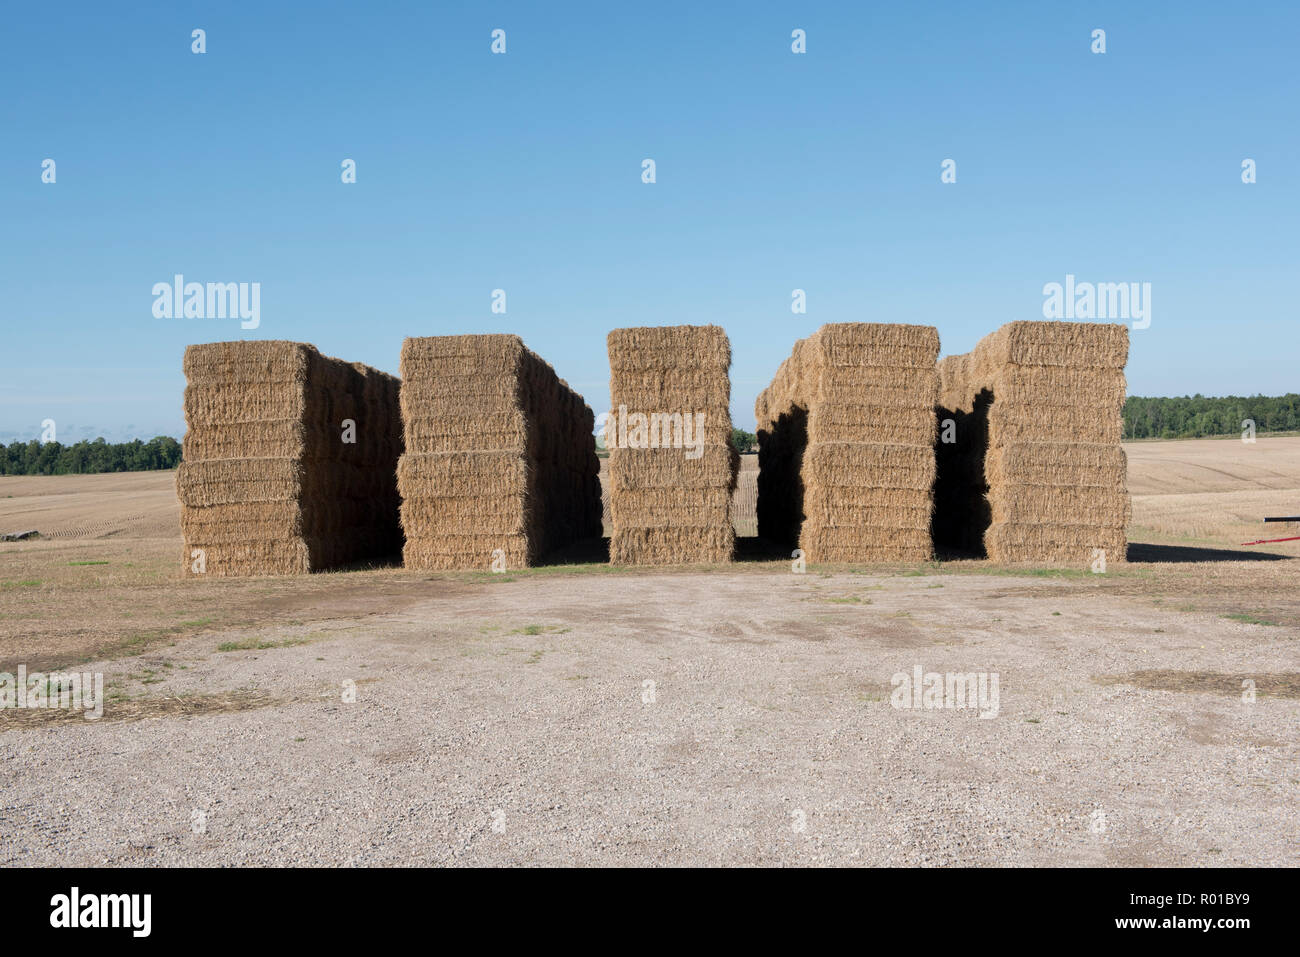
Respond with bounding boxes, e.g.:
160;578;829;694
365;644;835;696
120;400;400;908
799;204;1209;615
755;323;940;564
933;320;1130;566
177;341;403;577
605;325;738;565
608;526;735;566
397;335;601;570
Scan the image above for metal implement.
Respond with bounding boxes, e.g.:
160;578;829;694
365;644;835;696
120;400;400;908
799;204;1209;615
1242;516;1299;546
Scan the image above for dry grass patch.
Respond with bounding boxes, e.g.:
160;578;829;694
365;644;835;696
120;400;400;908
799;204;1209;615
1096;670;1300;698
216;636;311;652
0;687;283;728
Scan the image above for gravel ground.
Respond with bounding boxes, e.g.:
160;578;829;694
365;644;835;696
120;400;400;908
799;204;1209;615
3;568;1297;866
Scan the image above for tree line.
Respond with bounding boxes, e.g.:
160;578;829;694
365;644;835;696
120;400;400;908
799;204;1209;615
1;398;1295;475
0;437;182;475
1123;394;1300;439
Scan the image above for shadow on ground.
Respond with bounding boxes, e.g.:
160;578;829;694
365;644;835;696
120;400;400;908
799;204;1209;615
540;537;610;566
735;536;794;561
1127;542;1293;563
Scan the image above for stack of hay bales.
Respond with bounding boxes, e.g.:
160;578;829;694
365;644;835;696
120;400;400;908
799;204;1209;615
755;323;940;562
178;341;402;576
397;335;601;570
938;320;1130;564
606;325;738;564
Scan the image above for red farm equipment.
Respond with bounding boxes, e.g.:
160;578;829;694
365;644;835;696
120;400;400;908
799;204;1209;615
1241;516;1300;546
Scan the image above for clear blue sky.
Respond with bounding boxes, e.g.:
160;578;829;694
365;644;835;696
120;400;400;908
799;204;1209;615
3;1;1297;443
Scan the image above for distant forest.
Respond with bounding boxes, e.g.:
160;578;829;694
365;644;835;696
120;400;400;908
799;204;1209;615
1123;394;1300;439
0;396;1297;475
0;437;182;475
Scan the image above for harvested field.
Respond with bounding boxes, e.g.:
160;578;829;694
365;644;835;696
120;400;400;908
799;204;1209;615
756;323;940;562
1;437;1297;866
1125;435;1300;550
0;471;181;540
177;342;402;576
397;335;601;570
605;326;738;564
936;321;1130;566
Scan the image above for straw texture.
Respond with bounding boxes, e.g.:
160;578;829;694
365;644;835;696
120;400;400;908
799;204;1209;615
934;320;1130;564
397;335;602;570
177;341;403;576
755;323;940;563
606;325;738;564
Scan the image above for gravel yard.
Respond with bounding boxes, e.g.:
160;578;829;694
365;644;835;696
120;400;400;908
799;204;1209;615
4;564;1296;866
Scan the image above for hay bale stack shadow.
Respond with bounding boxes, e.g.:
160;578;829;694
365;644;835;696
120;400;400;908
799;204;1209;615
397;335;602;570
755;323;940;563
1125;543;1290;563
606;325;738;565
935;320;1130;566
177;341;402;577
932;374;992;556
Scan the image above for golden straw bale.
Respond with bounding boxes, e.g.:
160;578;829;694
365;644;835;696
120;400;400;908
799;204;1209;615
802;442;935;490
800;525;933;560
178;540;311;577
605;369;732;408
607;326;731;370
182;340;312;381
988;404;1124;445
602;408;733;449
803;485;932;512
984;524;1127;565
992;366;1127;408
807;405;938;445
402;534;532;570
978;320;1129;369
181;419;322;462
609;526;735;565
988;486;1131;527
611;484;732;528
985;442;1127;489
816;322;941;370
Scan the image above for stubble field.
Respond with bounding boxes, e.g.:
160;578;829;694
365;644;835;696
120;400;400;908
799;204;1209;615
0;437;1296;866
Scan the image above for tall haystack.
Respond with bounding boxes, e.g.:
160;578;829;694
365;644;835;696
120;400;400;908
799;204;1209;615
755;323;940;563
178;341;402;576
397;335;602;570
934;321;1130;565
606;325;738;564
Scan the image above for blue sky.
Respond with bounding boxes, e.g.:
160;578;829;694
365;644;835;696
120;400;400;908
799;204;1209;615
3;1;1297;442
